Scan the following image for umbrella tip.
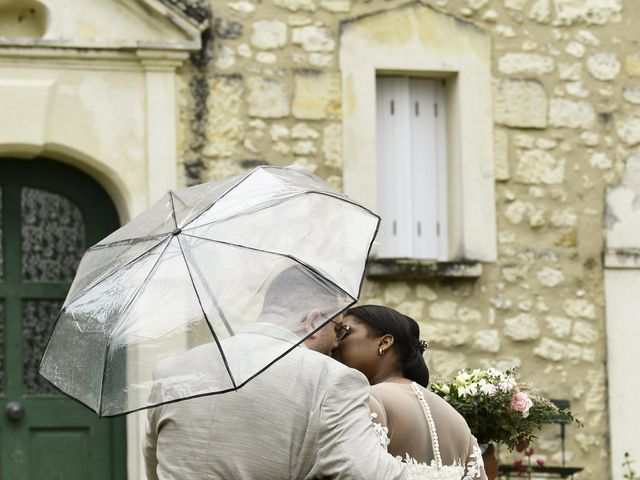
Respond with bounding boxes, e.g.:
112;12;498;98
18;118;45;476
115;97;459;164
172;228;182;236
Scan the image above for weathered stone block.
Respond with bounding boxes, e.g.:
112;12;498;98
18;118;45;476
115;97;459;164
529;0;551;23
426;350;467;378
429;301;458;321
292;25;335;52
564;298;596;319
399;300;425;320
247;76;290;118
534;337;565;361
504;201;528;225
322;123;342;168
586;52;621;81
251;20;287;50
558;62;582;81
292;123;319;139
256;52;277;64
474;329;501;352
566;41;585;58
616;114;640;146
203;76;244;158
416;284;438;301
214;17;244;39
498;53;555;75
309;53;333;67
515;149;565;185
494;129;510;181
624;53;640;77
292;70;340;119
554;0;622;25
457;307;482;322
424;322;470;348
274;0;317;12
501;262;529;282
537;266;565;287
319;0;351;12
494;79;548;128
545;316;572;338
504;313;540;341
384;282;411;304
565;81;589;98
550;208;578;226
623;85;640;104
292;140;316;155
549;99;596;128
572;320;599;344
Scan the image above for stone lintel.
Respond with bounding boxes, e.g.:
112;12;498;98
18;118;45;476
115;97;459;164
366;258;483;279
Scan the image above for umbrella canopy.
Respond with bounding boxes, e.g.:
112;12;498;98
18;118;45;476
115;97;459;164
39;166;379;417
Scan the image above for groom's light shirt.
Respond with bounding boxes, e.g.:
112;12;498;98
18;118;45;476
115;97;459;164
143;322;408;480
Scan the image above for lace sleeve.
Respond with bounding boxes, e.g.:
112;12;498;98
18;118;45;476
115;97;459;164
370;412;391;449
461;438;486;480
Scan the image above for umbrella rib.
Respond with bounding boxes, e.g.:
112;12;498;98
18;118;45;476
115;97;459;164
182;190;379;234
178;167;258;232
176;236;235;337
182;192;308;233
65;236;170;309
176;235;238;391
97;237;174;416
168;190;179;230
87;232;169;251
181;233;356;303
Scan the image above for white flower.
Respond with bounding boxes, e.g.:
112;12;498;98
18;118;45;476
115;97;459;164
486;367;503;377
459;386;472;397
459;383;479;397
480;383;498;396
498;376;517;393
456;371;472;384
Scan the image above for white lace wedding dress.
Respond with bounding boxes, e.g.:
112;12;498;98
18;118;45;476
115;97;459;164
371;382;484;480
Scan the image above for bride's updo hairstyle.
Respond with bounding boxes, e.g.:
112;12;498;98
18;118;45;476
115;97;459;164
345;305;429;387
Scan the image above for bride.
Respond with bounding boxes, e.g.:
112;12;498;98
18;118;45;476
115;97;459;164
333;305;489;480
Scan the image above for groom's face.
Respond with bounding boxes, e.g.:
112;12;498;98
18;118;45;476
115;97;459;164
304;321;339;356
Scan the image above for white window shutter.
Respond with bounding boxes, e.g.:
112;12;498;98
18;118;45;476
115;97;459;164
376;76;447;259
434;80;448;261
376;77;413;257
409;78;440;259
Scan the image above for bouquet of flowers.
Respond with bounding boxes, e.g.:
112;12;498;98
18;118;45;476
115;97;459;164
430;368;576;450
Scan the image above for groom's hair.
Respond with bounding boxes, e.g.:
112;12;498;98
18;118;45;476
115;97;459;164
346;304;430;387
261;265;341;321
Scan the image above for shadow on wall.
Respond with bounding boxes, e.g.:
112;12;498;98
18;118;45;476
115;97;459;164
0;0;49;38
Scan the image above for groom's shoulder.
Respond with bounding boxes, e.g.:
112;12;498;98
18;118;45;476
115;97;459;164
296;349;370;389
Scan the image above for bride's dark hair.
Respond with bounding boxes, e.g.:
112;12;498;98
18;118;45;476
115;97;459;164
345;304;429;387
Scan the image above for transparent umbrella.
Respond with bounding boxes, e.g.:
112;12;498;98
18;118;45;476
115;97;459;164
39;166;379;417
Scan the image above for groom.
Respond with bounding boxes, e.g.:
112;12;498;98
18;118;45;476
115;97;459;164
143;266;409;479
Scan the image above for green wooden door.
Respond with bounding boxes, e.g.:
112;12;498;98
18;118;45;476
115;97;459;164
0;159;127;480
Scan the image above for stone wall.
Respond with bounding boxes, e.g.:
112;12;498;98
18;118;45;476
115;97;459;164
173;0;640;476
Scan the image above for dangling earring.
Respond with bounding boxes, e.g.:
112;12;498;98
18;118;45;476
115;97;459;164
378;347;385;356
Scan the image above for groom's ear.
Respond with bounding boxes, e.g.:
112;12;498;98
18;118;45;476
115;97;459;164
302;309;322;334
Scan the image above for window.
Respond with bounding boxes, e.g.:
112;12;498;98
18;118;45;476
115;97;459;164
340;4;497;268
376;76;447;260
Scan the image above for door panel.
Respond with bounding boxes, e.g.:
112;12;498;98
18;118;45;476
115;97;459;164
0;159;126;479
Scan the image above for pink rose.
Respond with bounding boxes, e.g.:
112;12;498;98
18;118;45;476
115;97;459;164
511;392;533;418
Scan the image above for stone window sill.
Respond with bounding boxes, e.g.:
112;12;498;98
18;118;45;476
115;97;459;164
366;258;483;280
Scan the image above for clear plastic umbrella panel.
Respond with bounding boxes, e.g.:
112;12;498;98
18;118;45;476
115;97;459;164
39;166;379;417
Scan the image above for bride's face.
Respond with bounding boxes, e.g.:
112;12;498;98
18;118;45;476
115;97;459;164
333;315;380;382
